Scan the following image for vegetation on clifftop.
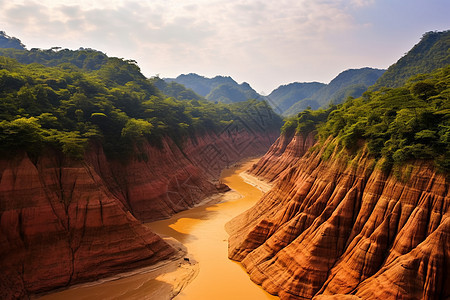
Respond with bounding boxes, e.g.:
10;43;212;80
281;107;333;136
0;49;282;159
284;66;450;172
318;66;450;172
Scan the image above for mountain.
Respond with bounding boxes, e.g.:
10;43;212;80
0;44;282;298
166;73;262;103
284;67;385;115
226;32;450;299
0;31;25;50
373;30;450;89
282;30;450;116
266;82;325;115
151;76;203;101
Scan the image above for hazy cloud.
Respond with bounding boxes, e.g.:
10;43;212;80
0;0;449;92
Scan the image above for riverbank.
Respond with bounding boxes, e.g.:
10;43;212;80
38;158;277;300
36;236;197;300
147;158;277;299
239;170;273;193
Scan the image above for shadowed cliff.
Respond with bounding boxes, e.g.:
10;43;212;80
0;128;279;299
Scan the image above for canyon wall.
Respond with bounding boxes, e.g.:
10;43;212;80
227;134;449;300
0;130;278;299
0;153;175;299
248;131;316;182
86;130;279;222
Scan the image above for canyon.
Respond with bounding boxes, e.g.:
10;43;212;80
227;132;450;299
3;126;448;300
1;28;448;300
37;159;279;300
0;129;278;299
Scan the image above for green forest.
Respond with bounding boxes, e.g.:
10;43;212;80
372;31;450;89
0;48;282;159
285;66;450;172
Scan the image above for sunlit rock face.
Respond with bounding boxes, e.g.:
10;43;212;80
228;133;450;300
0;130;278;299
0;153;175;299
248;131;316;182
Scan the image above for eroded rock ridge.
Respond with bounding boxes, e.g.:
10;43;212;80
228;133;449;300
0;131;278;299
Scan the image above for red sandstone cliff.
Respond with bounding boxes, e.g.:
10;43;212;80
248;131;316;182
0;130;278;299
86;130;279;222
227;134;450;300
0;152;175;299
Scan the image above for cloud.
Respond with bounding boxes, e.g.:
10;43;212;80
350;0;375;7
4;0;442;93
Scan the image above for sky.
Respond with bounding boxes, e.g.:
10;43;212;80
1;0;449;93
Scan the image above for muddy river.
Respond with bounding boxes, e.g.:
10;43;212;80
39;158;277;300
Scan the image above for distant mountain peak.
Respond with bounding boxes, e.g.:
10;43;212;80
271;68;385;116
165;73;262;103
0;31;26;50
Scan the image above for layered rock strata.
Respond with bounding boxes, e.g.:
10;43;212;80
1;130;278;299
0;153;174;299
86;131;278;222
228;136;449;300
248;132;315;182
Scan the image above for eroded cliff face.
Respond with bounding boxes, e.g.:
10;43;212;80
86;130;279;222
0;153;175;299
248;131;316;182
227;134;450;300
0;130;278;299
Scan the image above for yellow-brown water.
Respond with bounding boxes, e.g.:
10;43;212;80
39;158;278;299
148;158;277;299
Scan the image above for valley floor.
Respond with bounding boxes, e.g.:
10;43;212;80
38;158;276;300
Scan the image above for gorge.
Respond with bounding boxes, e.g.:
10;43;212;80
228;132;449;299
36;158;278;300
0;128;279;299
1;30;449;300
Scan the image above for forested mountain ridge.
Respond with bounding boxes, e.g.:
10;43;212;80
373;30;450;89
284;67;385;115
0;47;282;161
266;82;325;115
281;65;450;173
0;47;110;71
165;73;263;103
150;76;203;101
0;31;25;50
228;31;450;300
167;68;384;115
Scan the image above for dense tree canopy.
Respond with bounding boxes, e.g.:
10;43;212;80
0;51;282;159
0;47;109;70
281;66;450;172
317;66;450;172
281;107;333;136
